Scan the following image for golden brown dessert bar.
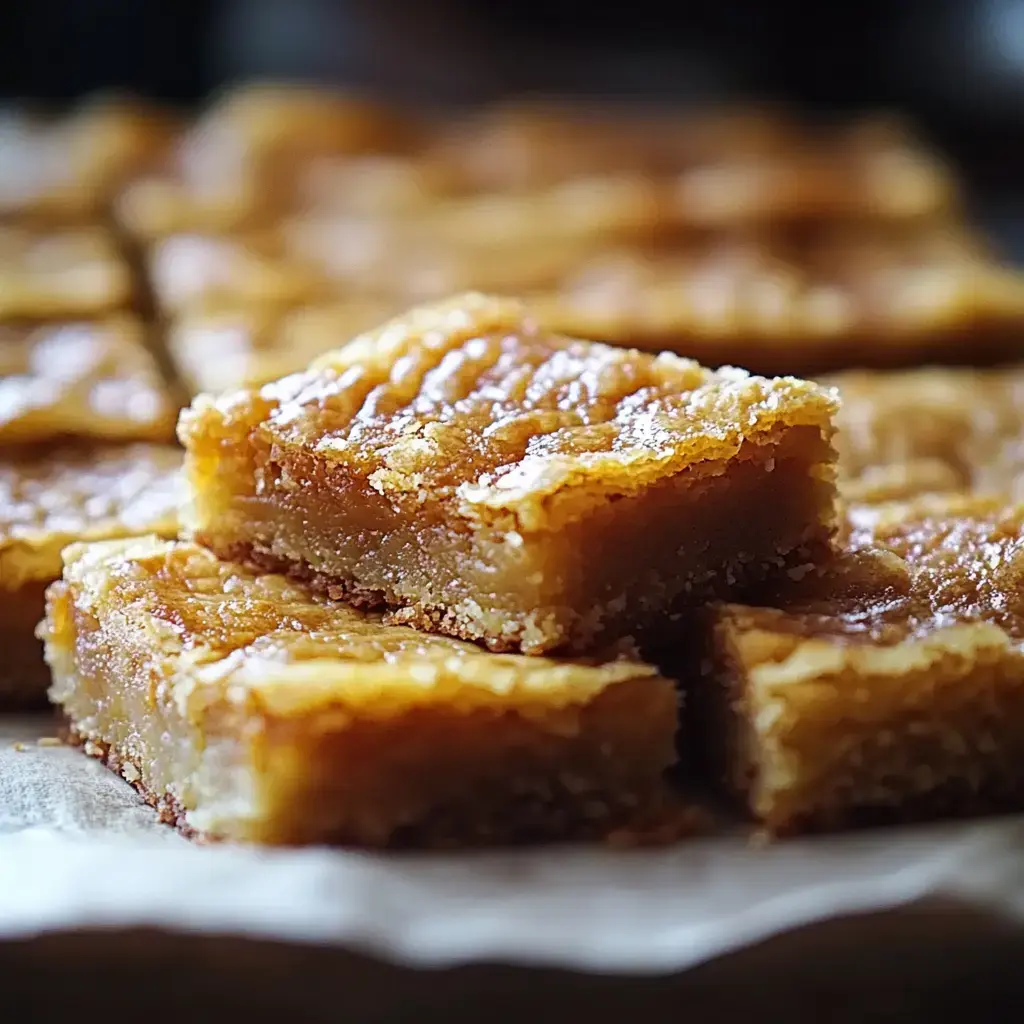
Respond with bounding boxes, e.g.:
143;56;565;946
148;231;334;315
698;494;1024;835
0;317;178;444
363;175;667;249
179;293;839;655
0;444;182;705
526;225;1024;376
168;300;401;395
829;366;1024;504
0;225;135;319
0;96;178;224
42;535;689;847
115;84;418;240
428;106;954;223
194;83;418;159
290;153;461;217
424;103;800;191
148;225;598;316
668;117;955;229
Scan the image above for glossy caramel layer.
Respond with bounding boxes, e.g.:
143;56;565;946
43;536;685;847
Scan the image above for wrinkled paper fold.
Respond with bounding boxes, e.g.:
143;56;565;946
2;715;1023;973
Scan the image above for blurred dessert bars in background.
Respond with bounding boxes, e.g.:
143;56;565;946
0;225;136;320
0;95;178;226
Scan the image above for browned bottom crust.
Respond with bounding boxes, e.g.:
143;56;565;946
62;722;707;848
63;723;205;842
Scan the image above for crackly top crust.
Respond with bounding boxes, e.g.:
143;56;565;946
0;96;178;222
829;367;1024;504
0;444;182;589
0;225;134;318
179;293;838;528
0;318;178;444
526;225;1023;362
168;300;401;394
720;494;1024;656
54;535;660;717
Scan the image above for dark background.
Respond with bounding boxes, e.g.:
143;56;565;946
3;0;1023;254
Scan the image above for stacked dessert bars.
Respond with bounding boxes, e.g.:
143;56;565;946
37;292;1024;846
43;292;840;844
4;83;1024;845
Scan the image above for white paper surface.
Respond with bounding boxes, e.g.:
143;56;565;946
2;713;1024;974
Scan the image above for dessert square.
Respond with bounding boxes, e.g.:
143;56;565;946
427;104;954;227
0;225;134;319
168;300;400;395
148;225;594;316
148;231;333;316
669;116;955;229
0;444;182;705
829;366;1024;504
42;536;685;847
115;84;416;240
386;175;667;249
425;104;784;190
699;495;1024;835
0;317;178;444
526;225;1024;376
0;96;178;224
291;153;458;218
179;293;840;655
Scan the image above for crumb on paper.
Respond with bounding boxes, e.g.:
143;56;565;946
11;742;26;752
36;736;62;747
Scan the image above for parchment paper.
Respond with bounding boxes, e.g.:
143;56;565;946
2;713;1024;975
